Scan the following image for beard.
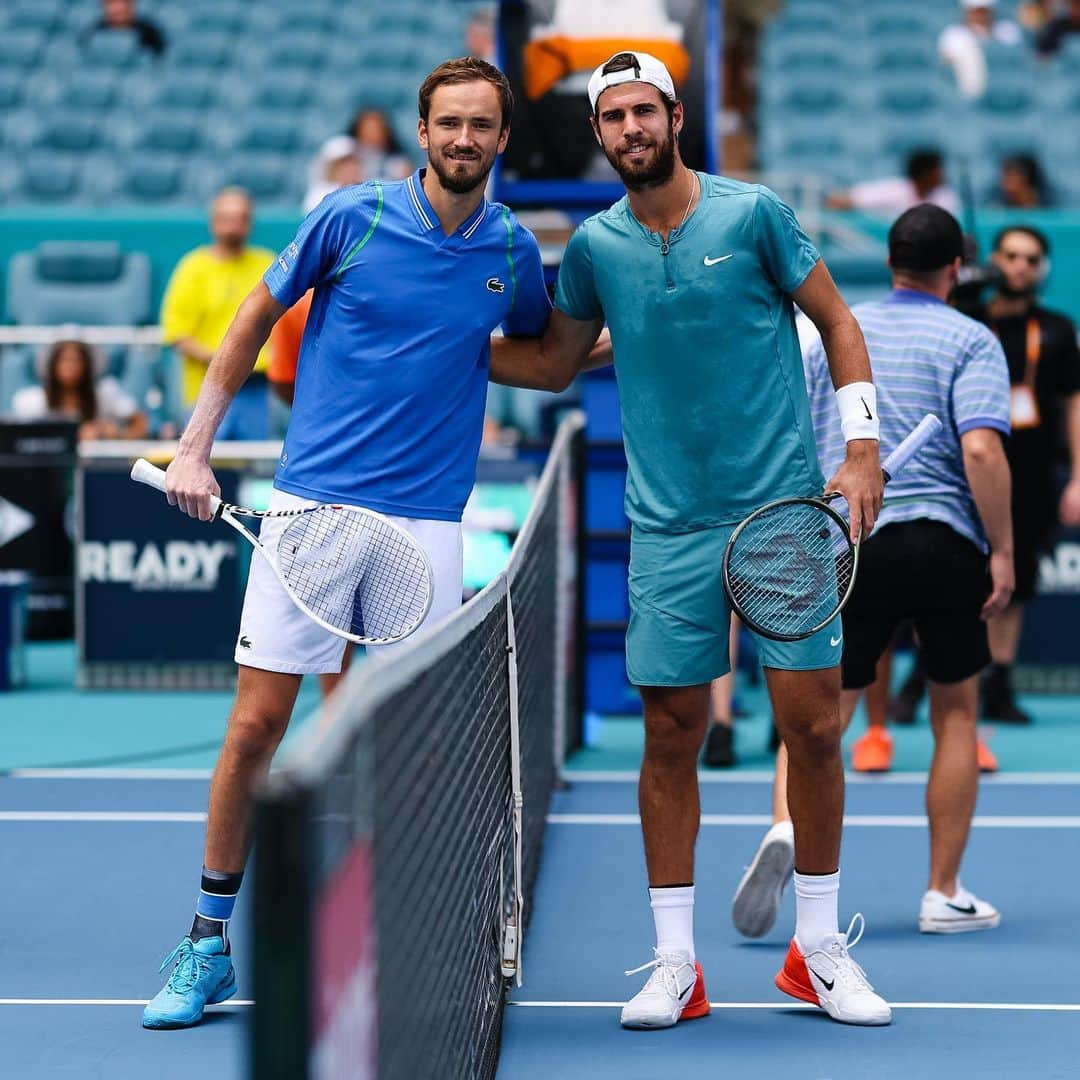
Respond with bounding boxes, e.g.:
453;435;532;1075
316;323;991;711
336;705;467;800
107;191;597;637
603;123;677;191
427;145;495;195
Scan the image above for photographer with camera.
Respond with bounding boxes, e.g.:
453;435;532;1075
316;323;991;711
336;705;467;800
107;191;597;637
976;226;1080;722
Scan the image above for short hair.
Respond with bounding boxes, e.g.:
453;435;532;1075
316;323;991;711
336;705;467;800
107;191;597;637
992;224;1050;257
418;57;513;132
1001;153;1047;198
905;149;943;182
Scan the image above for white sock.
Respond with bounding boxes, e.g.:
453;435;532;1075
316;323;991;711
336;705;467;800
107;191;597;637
649;885;695;962
794;870;839;954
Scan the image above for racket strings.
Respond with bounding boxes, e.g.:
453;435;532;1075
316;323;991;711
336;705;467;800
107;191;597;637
726;503;854;639
277;508;430;642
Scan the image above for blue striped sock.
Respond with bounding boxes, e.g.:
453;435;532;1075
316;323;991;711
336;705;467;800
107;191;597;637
191;868;243;947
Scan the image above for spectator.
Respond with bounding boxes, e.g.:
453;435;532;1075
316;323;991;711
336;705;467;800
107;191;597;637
347;108;412;181
1035;0;1080;56
465;7;498;63
160;188;276;439
1019;1;1056;32
975;226;1080;722
11;340;148;440
938;0;1023;100
303;135;362;214
84;0;166;56
997;153;1050;208
826;150;960;215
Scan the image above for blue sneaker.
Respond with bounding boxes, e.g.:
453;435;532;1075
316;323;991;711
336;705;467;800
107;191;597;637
142;936;236;1029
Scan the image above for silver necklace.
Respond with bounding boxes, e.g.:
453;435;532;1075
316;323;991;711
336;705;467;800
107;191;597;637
675;170;698;232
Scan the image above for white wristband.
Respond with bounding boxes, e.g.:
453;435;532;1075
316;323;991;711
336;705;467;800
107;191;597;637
835;382;879;443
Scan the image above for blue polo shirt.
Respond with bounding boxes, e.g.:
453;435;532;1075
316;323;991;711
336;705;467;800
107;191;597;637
264;170;551;520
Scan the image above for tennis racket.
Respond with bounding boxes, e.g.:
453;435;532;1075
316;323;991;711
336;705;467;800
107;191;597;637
722;414;943;642
130;459;434;646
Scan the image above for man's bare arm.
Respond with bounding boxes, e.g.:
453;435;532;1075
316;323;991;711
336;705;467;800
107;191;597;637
169;336;214;365
961;428;1015;618
1060;392;1080;526
167;283;285;520
793;260;883;539
490;310;609;392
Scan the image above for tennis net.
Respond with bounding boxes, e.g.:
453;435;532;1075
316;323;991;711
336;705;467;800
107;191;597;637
251;412;585;1080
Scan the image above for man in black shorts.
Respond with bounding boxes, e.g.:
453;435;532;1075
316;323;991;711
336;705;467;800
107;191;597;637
976;226;1080;722
733;206;1015;939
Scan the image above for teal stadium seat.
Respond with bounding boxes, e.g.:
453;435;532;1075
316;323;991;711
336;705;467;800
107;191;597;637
16;155;83;203
0;31;46;70
131;72;217;111
0;73;26;110
7;242;152;326
231;118;301;156
167;33;235;71
33;115;106;154
81;29;143;70
265;37;329;73
119;157;186;204
56;73;120;112
134;115;206;155
825;252;893;308
253;74;315;112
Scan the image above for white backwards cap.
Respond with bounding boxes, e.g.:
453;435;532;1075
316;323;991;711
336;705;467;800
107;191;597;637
587;51;677;112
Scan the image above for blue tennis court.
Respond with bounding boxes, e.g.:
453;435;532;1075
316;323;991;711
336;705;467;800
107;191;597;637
2;669;1078;1078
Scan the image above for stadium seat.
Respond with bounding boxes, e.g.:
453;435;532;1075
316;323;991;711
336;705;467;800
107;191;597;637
231;118;301;155
3;5;62;35
56;73;120;112
167;33;235;71
132;114;206;154
869;46;938;74
0;30;46;70
81;30;143;70
120;157;186;204
6;242;152;326
0;72;25;110
253;75;315;112
875;83;944;116
129;71;217;110
33;115;106;154
15;155;83;203
264;36;329;72
207;157;294;204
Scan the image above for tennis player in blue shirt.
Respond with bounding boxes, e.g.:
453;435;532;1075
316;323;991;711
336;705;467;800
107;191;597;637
143;57;553;1029
492;51;891;1029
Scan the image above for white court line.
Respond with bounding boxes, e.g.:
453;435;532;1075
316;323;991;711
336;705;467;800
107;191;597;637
6;769;213;781
548;813;1080;828
0;811;206;823
0;999;251;1007
508;1001;1080;1012
564;770;1080;786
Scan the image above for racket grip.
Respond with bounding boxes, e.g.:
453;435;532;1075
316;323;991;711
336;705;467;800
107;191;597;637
130;458;222;516
882;414;943;483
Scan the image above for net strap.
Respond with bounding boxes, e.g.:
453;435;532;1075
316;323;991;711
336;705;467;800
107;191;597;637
504;589;525;988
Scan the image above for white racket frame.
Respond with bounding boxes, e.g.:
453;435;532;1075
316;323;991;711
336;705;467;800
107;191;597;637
130;458;434;646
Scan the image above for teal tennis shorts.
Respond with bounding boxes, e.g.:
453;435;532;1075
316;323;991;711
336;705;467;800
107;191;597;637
626;523;843;688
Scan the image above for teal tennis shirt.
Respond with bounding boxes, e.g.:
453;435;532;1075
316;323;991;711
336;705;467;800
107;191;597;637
556;173;826;532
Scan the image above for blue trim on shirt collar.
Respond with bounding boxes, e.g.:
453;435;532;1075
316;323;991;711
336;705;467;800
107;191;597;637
408;168;488;240
887;288;946;306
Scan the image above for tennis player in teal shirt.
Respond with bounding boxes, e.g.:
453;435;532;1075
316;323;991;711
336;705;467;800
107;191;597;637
491;50;891;1032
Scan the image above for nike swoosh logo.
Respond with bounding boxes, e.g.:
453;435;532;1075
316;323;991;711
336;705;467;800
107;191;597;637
703;254;734;266
946;902;977;915
679;983;692;1001
860;396;873;421
830;636;843;647
809;967;834;992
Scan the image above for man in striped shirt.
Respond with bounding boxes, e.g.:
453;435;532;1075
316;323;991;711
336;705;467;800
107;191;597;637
733;205;1015;939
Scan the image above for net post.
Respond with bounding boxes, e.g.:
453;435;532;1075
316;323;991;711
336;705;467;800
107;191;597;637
502;588;525;987
252;775;311;1080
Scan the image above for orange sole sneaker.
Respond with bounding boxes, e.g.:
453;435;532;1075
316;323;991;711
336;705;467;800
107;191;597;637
977;737;998;774
682;962;711;1021
774;939;819;1006
851;728;894;773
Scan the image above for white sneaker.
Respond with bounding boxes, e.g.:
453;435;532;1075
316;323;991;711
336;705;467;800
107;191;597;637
919;886;1000;934
775;914;892;1026
732;820;795;938
619;950;710;1029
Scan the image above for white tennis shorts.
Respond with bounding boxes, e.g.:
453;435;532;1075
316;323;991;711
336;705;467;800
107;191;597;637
234;488;464;675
